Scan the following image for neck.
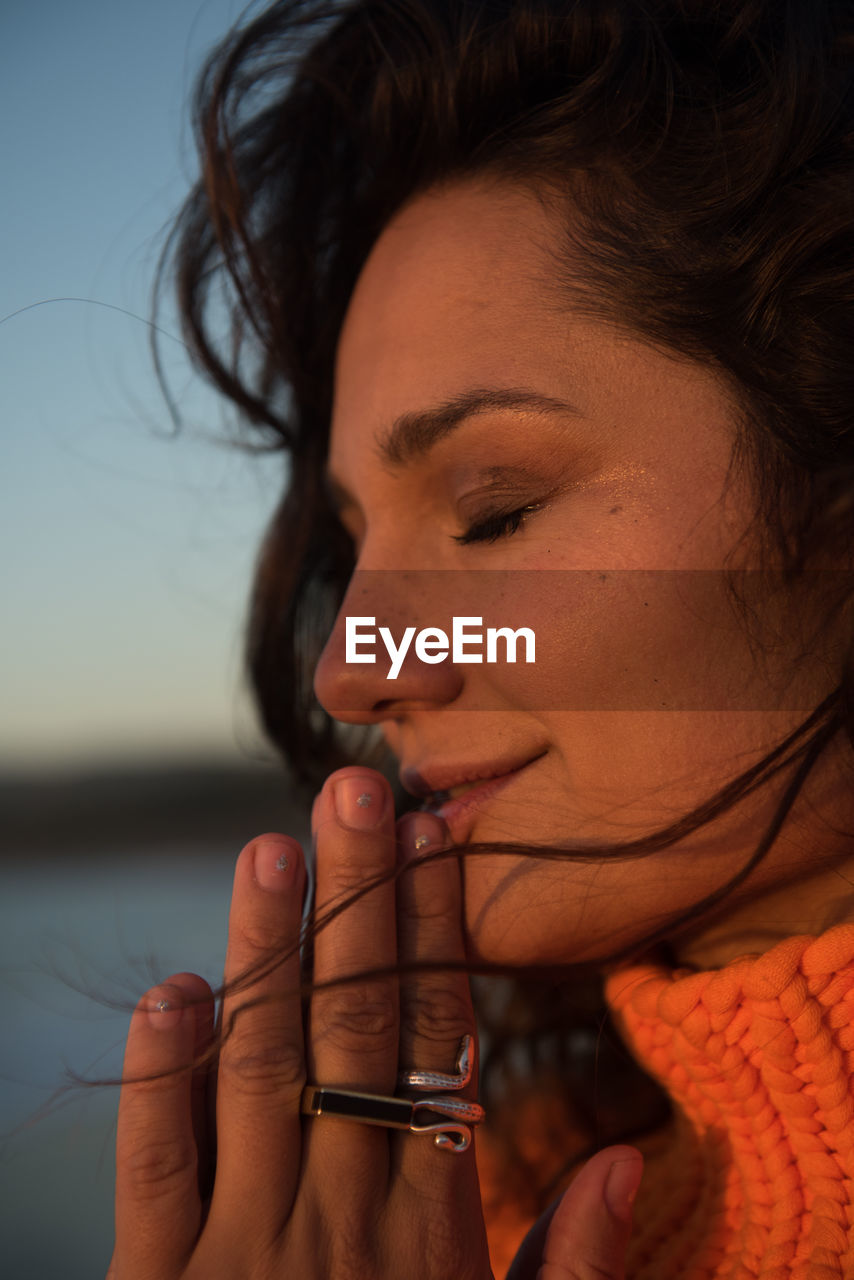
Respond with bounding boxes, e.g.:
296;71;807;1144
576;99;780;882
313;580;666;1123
670;734;854;971
671;855;854;971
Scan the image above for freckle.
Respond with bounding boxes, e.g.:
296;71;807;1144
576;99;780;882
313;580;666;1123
609;506;622;515
643;601;648;606
599;573;607;582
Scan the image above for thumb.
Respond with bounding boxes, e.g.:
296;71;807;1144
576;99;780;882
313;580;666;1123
538;1145;643;1280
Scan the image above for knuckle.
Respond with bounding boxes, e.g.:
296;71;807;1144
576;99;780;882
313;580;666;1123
121;1133;197;1201
324;1210;378;1280
400;986;473;1046
239;916;286;955
314;984;397;1053
324;852;387;899
399;880;458;926
329;1244;376;1280
219;1035;306;1097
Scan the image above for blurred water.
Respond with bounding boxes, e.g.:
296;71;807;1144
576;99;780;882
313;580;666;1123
0;843;294;1279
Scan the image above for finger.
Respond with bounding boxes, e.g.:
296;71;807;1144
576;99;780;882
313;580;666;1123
209;834;306;1237
113;975;205;1280
537;1146;642;1280
393;811;479;1176
186;973;217;1208
306;768;398;1179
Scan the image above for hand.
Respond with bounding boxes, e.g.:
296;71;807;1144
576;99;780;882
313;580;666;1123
107;766;640;1279
506;1145;643;1280
108;766;489;1279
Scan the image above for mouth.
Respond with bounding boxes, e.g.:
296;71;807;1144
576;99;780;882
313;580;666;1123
402;754;545;843
429;781;480;803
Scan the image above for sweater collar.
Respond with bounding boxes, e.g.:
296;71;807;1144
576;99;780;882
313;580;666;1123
604;923;854;1278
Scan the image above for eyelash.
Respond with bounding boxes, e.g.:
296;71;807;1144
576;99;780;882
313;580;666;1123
453;503;541;546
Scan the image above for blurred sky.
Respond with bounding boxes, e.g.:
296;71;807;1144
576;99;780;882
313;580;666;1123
2;0;288;772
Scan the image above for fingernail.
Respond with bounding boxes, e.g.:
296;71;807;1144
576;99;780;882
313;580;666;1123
147;985;184;1030
254;838;299;891
604;1157;643;1222
396;812;448;859
332;775;388;829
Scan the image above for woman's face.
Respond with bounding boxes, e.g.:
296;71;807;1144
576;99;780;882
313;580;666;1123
314;179;845;966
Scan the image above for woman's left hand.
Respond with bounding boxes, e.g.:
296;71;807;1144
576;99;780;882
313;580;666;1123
107;766;640;1279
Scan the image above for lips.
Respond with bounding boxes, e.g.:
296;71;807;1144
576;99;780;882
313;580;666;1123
400;758;539;801
400;753;545;843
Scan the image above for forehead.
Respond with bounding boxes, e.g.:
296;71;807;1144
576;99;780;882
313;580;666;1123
330;180;576;453
327;178;736;494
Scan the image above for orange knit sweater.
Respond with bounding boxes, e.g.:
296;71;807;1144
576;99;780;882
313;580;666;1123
604;923;854;1280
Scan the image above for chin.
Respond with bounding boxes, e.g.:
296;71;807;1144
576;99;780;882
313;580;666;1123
460;873;650;970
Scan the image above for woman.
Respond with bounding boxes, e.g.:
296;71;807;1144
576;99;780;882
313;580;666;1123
109;1;854;1276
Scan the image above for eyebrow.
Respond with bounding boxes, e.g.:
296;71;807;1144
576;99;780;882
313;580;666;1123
374;386;581;466
324;386;582;515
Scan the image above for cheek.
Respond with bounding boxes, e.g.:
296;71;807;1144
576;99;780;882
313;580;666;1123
482;573;752;712
458;707;806;966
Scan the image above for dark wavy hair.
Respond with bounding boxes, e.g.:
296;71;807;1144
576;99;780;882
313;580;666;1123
154;0;854;1222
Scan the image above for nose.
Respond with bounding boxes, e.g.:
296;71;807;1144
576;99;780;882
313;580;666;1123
313;569;463;723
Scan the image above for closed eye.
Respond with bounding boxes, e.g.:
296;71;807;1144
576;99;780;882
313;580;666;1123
453;504;541;545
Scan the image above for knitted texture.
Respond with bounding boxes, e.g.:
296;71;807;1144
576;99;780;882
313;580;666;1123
604;924;854;1280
